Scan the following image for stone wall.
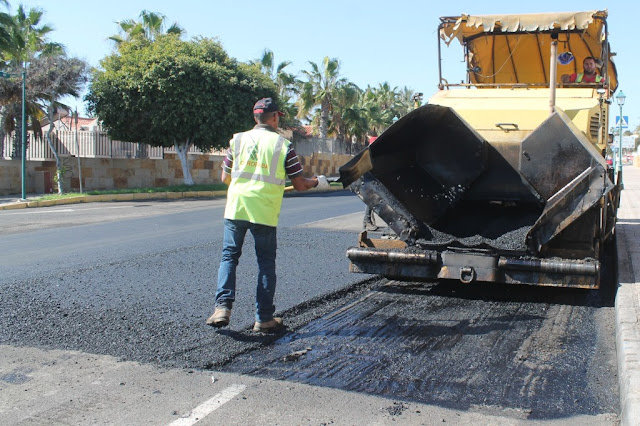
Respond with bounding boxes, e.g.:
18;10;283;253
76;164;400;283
0;153;353;195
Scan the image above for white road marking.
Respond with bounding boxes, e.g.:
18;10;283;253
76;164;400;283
168;384;246;426
74;205;130;211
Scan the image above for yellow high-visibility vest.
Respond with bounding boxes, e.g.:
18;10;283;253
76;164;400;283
576;73;602;83
224;128;289;226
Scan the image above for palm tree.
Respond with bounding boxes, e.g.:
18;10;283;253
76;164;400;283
395;86;419;116
250;49;300;127
357;83;417;137
9;5;63;62
342;104;368;153
360;87;388;136
0;0;12;156
1;4;63;158
256;49;298;98
327;82;361;144
255;49;276;77
109;10;184;45
298;56;347;140
373;82;396;111
253;49;299;127
0;0;13;56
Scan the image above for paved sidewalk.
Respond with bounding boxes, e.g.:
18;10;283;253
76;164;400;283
615;165;640;426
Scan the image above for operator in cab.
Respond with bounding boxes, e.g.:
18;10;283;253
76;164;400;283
561;56;602;84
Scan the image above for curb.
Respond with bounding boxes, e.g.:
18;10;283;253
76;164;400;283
616;222;640;426
0;191;223;210
0;186;344;210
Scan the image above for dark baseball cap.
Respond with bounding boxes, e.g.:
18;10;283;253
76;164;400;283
253;98;285;116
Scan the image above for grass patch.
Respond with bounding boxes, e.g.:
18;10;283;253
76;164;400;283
35;193;84;201
33;184;228;201
85;183;228;195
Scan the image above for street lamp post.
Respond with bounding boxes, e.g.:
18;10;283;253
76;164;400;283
616;90;626;188
20;70;26;200
0;69;27;200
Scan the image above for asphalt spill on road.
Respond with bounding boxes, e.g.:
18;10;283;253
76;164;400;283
222;280;618;421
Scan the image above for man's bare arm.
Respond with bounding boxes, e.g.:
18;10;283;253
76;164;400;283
223;170;319;191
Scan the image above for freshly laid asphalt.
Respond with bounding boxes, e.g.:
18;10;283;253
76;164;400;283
1;167;639;424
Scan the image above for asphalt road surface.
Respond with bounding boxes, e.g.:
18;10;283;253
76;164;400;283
0;192;620;424
0;192;370;368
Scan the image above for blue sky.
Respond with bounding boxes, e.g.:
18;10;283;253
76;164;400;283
11;0;640;132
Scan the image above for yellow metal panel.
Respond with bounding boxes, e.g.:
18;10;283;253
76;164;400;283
429;88;606;147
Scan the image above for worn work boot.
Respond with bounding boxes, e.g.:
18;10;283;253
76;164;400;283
364;223;378;231
252;317;284;333
206;307;231;327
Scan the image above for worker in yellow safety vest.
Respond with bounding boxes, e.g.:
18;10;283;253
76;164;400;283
206;98;330;332
561;56;603;84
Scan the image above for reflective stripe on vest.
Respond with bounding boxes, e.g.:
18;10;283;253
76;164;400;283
576;73;602;83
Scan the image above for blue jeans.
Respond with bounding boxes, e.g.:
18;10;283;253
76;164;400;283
215;219;277;322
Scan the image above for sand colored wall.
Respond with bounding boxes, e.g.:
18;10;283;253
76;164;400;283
0;153;352;195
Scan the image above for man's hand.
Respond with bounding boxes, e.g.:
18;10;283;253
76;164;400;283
291;175;318;191
316;175;330;190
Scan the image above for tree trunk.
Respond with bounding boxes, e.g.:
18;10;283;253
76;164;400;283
46;104;64;194
319;103;330;140
135;143;148;159
12;104;22;159
174;139;194;185
0;106;6;158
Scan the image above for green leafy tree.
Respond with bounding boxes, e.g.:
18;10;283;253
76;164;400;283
28;54;88;193
109;10;184;45
298;56;347;140
86;35;277;185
